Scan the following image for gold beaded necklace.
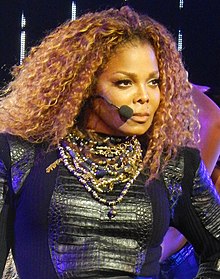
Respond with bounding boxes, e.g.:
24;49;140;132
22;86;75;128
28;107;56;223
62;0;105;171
47;129;143;219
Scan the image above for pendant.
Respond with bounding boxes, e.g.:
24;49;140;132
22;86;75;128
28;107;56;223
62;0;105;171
107;182;114;192
46;158;63;173
107;207;117;219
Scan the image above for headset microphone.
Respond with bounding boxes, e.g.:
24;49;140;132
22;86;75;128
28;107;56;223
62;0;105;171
118;105;133;119
95;95;134;119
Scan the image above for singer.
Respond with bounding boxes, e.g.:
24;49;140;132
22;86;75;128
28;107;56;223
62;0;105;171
0;6;219;279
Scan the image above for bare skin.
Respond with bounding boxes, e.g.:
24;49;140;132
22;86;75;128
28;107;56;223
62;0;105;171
192;84;220;174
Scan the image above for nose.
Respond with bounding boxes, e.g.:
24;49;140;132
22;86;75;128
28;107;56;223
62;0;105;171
134;85;149;104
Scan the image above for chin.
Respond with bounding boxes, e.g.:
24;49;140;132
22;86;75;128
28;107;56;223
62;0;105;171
119;128;149;136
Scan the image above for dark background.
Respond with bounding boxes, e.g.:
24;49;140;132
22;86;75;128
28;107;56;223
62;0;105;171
0;0;220;101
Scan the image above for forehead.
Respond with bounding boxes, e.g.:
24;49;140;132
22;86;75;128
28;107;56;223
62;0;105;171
102;42;158;73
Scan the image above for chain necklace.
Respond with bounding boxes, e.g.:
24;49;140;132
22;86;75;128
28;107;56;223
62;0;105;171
47;129;143;219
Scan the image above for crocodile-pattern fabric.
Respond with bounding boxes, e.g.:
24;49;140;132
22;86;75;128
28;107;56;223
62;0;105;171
195;258;220;279
48;165;156;278
8;135;35;194
0;160;7;213
191;160;220;240
162;152;184;218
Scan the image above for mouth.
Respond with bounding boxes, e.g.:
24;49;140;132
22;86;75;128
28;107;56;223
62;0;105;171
131;112;150;123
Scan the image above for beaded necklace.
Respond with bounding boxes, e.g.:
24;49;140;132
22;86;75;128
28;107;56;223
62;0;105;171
47;129;143;219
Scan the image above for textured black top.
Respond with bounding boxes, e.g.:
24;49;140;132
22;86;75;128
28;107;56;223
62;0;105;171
0;134;219;279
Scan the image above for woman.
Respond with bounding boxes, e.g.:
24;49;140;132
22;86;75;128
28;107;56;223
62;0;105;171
0;6;219;279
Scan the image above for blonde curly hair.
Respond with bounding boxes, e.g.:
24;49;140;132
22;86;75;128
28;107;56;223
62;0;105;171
0;6;199;178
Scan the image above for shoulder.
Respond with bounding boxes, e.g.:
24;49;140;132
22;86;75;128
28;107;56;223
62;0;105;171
0;133;37;194
0;133;36;165
0;133;11;170
181;146;201;174
162;147;201;205
162;146;200;184
7;134;35;164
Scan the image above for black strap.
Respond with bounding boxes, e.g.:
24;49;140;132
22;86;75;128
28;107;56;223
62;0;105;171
182;147;200;194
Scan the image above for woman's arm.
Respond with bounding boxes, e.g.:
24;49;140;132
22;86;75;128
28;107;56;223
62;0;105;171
211;164;220;193
192;84;220;174
160;85;220;262
0;134;12;277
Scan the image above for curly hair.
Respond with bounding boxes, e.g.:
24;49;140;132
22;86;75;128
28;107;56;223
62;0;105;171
0;6;199;179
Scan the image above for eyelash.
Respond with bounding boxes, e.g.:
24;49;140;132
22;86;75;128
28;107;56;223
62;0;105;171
114;80;132;87
149;78;160;86
114;78;160;87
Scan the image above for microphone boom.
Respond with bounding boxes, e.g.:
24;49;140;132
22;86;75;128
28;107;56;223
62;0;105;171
95;95;133;119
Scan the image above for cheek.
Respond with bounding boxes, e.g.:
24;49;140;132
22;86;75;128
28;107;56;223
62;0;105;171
150;93;160;112
93;100;124;126
155;98;161;111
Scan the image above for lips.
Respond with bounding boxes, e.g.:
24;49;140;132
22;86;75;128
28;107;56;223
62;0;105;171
131;112;150;122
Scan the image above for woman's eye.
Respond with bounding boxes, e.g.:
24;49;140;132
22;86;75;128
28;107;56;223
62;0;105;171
149;78;160;86
114;80;132;87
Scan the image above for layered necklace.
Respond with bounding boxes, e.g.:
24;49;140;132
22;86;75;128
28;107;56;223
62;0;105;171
47;129;143;219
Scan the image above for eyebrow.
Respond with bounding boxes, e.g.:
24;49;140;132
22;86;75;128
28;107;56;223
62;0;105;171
113;70;160;79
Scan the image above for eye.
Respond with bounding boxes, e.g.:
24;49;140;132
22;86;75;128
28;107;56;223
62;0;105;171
114;79;132;88
148;78;160;87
